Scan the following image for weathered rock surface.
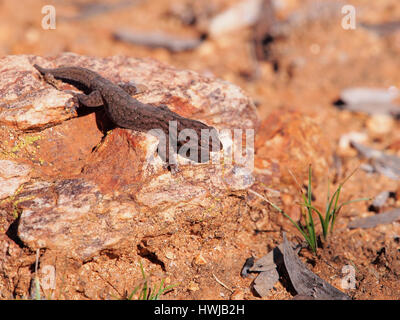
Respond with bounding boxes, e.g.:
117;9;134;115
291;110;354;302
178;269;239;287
0;56;74;131
0;233;34;299
0;53;258;260
0;160;31;200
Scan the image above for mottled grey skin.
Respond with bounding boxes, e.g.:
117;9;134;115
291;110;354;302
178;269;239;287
33;64;222;164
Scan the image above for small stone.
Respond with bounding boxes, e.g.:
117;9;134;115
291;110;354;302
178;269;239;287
0;160;31;200
370;191;391;212
367;114;394;137
208;0;263;37
188;281;200;291
252;269;279;297
165;251;175;260
230;289;244;300
340;87;399;105
338;132;367;154
193;253;207;265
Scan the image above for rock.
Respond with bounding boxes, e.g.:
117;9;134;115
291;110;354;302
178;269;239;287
208;0;263;37
249;244;285;272
348;209;400;229
113;30;203;52
193;253;207;265
340;87;399;106
240;256;255;278
339;131;367;152
366;114;394;137
230;289;244;300
292;294;315;300
252;268;279;297
0;160;31;200
369;190;392;212
165;251;175;260
282;234;350;300
351;141;400;180
188;281;200;291
0;53;258;132
0;53;258;260
17;178;139;259
336;87;400;117
250;242;298;297
0;56;75;131
0;234;34;298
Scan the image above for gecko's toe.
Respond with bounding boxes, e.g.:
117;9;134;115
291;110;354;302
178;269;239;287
163;162;180;175
65;96;79;114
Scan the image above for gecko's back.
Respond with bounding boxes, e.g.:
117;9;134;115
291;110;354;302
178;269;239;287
33;64;113;91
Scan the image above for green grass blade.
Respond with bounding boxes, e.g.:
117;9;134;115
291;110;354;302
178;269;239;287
324;186;341;233
139;261;146;280
153;279;165;300
156;283;178;300
302;202;326;238
149;283;157;300
141;281;148;300
325;186;341;224
328;185;343;232
285;209;315;253
34;276;41;300
305;166;317;252
307;165;312;204
305;210;316;251
282;211;311;244
339;197;371;208
127;285;140;300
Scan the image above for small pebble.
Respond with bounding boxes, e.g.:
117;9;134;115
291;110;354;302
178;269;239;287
367;114;394;137
188;281;200;291
230;289;245;300
340;87;398;105
369;190;393;212
240;257;254;278
165;251;175;260
338;132;368;156
193;253;207;265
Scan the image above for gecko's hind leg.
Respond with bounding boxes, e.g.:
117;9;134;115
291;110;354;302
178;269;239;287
42;73;103;112
73;91;104;107
66;91;104;114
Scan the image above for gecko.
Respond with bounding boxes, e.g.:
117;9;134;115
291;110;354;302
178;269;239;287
33;64;222;169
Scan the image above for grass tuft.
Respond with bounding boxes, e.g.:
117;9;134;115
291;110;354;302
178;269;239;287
250;165;369;254
126;261;177;300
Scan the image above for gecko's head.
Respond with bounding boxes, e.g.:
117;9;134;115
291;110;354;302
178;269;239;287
177;122;223;163
157;104;223;163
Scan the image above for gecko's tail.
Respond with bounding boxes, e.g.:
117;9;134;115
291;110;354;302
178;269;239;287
33;64;47;75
